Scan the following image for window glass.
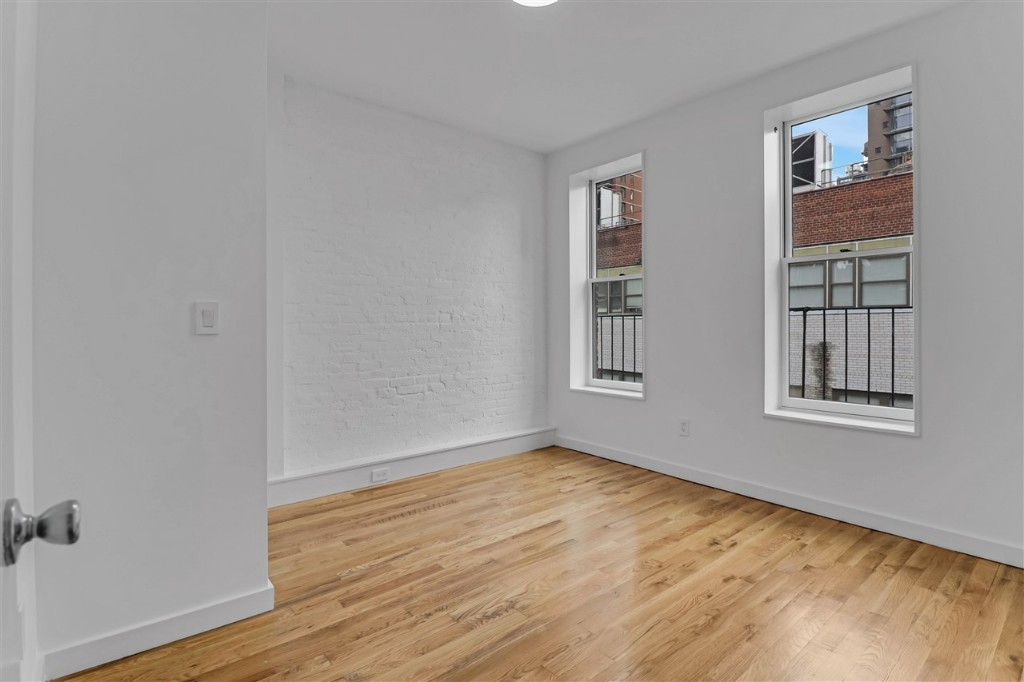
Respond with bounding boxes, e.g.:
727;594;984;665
831;259;854;283
861;282;908;306
790;287;825;308
861;254;908;282
790;262;825;286
830;284;855;307
783;89;914;413
891;131;912;154
591;169;643;387
891;105;912;130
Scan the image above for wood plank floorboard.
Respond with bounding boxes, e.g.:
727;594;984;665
62;447;1024;681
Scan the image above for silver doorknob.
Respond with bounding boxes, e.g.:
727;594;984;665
2;498;80;567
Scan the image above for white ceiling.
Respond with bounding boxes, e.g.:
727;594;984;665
269;0;955;153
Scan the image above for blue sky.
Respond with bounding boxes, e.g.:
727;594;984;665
793;105;867;177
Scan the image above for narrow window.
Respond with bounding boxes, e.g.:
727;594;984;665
591;170;643;387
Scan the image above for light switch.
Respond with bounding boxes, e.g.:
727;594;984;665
194;301;219;335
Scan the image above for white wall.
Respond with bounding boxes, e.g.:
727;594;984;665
270;75;548;477
31;2;272;676
547;2;1023;566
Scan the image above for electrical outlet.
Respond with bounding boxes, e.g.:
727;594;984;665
679;419;690;437
371;468;390;483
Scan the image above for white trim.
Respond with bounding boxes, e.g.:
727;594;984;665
41;581;275;680
268;427;556;507
569;385;645;401
265;63;285;480
1;2;40;679
779;397;913;424
556;435;1024;568
764;406;915;435
764;67;920;433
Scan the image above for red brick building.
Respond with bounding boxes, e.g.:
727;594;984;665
792;171;912;247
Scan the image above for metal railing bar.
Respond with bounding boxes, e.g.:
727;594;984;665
891;308;896;405
822;309;827;401
844;309;849;403
801;308;807;399
866;308;872;405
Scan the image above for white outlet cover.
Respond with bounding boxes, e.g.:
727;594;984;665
194;301;219;335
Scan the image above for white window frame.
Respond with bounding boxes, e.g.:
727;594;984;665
764;67;919;434
568;152;645;399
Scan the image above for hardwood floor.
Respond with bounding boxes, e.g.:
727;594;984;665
64;447;1023;681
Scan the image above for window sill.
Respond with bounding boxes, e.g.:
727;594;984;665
570;385;645;401
764;406;917;435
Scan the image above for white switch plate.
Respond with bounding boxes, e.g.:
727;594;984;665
371;468;390;483
194;301;219;335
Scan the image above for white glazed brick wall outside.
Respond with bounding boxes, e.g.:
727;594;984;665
277;76;547;472
789;308;915;398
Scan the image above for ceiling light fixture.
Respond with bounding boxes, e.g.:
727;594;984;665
513;0;558;7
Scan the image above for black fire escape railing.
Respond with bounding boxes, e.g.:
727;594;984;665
790;306;913;407
594;314;642;383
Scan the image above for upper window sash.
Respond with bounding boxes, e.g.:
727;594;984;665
589;171;642;278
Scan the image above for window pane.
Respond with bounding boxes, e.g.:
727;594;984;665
790;286;824;308
594;171;643;278
892;105;912;130
597;187;621;229
862;282;908;306
790;262;824;286
891;132;912;153
861;254;907;282
831;283;854;307
831;259;854;283
593;282;607;314
609;280;623;313
625;278;642;295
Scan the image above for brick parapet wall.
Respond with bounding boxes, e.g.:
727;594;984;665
792;173;913;247
596;222;643;270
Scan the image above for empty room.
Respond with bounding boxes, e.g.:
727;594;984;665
1;0;1022;680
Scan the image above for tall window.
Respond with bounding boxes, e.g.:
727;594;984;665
568;152;643;397
591;171;643;387
765;68;917;432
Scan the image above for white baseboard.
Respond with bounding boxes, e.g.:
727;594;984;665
42;580;275;680
557;435;1024;569
268;427;557;507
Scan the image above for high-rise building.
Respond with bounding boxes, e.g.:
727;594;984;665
864;93;913;176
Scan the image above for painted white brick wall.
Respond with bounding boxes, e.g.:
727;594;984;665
275;76;547;472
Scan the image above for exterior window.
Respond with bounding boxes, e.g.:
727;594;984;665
891;105;912;131
765;68;917;431
891;131;913;154
591;171;643;388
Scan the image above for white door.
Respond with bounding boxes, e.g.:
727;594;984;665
1;2;38;679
